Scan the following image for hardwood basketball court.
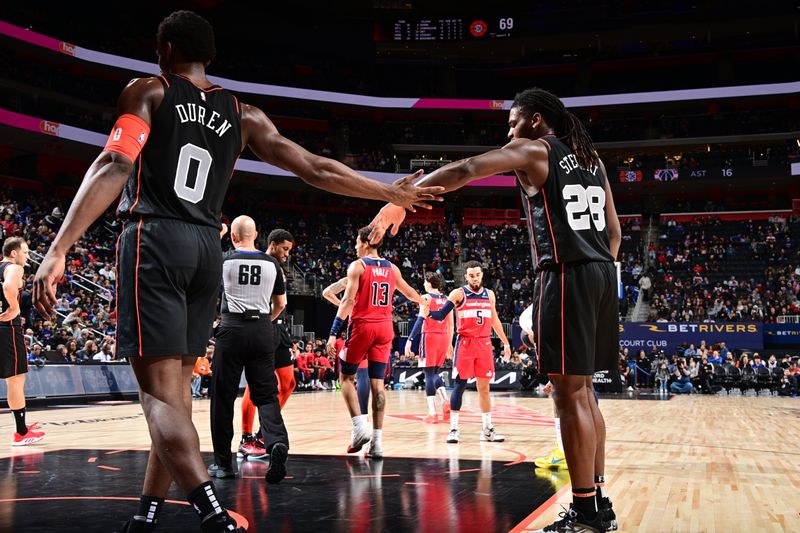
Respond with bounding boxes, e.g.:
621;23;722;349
1;389;797;532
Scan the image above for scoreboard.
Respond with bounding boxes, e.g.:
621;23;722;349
376;16;515;42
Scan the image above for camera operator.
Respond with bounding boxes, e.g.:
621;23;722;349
669;359;694;394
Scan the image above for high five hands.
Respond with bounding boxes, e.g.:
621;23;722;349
368;170;444;244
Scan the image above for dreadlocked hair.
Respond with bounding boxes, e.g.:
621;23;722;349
512;88;598;170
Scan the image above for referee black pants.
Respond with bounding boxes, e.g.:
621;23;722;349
210;317;288;468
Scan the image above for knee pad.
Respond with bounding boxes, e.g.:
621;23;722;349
367;361;387;380
451;378;468;411
340;359;360;376
424;367;438;396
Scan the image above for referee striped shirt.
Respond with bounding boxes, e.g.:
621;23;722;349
221;249;285;314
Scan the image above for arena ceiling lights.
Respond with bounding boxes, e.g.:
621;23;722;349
2;20;798;111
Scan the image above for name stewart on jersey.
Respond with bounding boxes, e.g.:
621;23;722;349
519;135;613;269
558;153;599;176
174;103;233;138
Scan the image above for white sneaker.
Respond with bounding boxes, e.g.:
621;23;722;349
480;427;505;442
347;424;372;454
365;440;383;459
446;428;460;443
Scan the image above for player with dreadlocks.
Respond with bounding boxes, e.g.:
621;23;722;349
370;88;621;533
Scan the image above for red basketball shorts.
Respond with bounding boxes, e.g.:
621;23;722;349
453;336;494;380
343;320;394;366
419;332;450;368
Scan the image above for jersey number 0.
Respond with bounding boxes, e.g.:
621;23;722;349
174;143;212;204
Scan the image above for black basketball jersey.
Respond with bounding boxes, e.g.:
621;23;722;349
0;261;21;326
520;135;614;269
220;250;286;314
117;73;242;229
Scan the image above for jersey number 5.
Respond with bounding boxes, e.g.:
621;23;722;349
371;282;390;307
174;143;212;204
562;184;606;231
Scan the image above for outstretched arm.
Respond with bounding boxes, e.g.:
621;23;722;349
370;140;543;242
392;265;423;305
428;288;463;322
241;104;443;210
322;276;347;306
415;140;539;193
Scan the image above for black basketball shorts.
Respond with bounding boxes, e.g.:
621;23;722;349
116;218;222;358
0;324;27;378
273;320;293;369
531;261;619;376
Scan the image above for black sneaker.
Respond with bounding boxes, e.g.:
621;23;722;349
207;463;238;479
598;497;618;531
531;504;606;532
265;442;288;484
200;510;247;533
115;517;155;533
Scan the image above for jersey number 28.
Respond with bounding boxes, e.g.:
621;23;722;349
562;184;606;231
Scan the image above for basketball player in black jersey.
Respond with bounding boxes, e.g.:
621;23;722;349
265;229;297;408
370;88;621;533
0;238;45;446
31;11;443;533
238;228;296;460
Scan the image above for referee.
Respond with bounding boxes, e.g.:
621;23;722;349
208;215;289;484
